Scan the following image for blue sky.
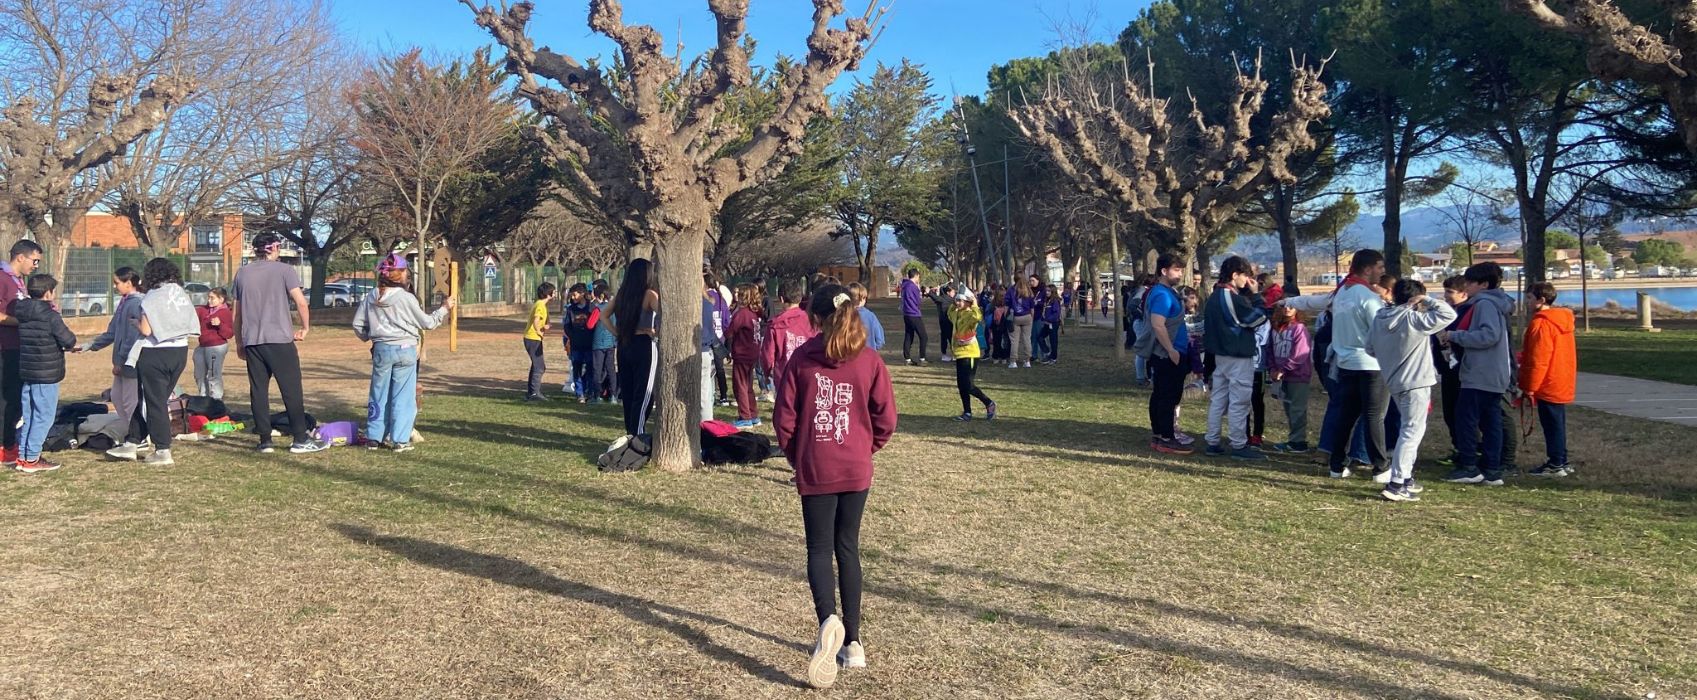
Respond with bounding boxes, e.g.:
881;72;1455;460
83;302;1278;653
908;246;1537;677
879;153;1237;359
331;1;1155;99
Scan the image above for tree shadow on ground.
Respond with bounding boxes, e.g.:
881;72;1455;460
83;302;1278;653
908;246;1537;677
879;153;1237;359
270;456;1618;700
331;523;810;689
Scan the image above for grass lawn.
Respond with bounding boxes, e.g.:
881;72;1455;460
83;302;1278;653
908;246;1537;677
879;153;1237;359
1575;321;1697;386
1;304;1692;698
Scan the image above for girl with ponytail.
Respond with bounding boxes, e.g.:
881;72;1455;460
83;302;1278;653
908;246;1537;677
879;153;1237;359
770;283;897;689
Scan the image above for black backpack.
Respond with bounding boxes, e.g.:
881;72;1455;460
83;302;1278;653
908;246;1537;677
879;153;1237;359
700;428;777;465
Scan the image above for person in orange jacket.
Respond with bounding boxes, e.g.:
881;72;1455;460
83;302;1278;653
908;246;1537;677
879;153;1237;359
1519;282;1577;477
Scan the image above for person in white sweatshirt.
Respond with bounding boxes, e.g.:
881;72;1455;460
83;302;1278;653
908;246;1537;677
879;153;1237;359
353;254;455;452
1365;279;1456;502
1320;250;1392;481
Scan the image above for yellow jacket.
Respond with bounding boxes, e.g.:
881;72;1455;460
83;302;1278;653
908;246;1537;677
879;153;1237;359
947;304;983;360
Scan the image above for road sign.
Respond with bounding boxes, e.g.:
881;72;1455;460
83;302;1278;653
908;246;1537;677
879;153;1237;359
483;263;497;279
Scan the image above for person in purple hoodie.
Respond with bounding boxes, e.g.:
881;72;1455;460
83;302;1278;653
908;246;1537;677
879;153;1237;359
897;268;928;366
1039;283;1064;364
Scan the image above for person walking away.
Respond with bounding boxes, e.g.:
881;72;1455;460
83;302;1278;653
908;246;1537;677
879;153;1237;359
1520;282;1577;477
107;258;197;466
0;240;43;467
1365;279;1456;502
592;280;617;403
765;280;817;380
193;287;234;399
1439;262;1516;486
81;267;145;431
12;274;76;473
727;284;765;428
947;288;996;421
610;259;660;436
1137;255;1194;454
562;283;598;401
1006;277;1037;368
849;283;884;352
770;283;897;689
523;282;556;401
1039;284;1063;364
898;268;928;365
1266;306;1313;453
1322;250;1393;481
1202;256;1269;461
352;254;454;451
231;234;328;454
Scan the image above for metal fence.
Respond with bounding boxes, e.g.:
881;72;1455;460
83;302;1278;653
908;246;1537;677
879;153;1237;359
52;247;203;318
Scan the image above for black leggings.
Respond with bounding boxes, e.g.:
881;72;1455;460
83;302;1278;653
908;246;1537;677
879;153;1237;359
1247;370;1265;438
902;315;927;361
802;489;867;643
130;346;188;449
955;358;992;414
617;337;657;436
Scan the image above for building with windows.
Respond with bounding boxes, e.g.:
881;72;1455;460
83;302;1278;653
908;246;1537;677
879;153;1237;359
67;212;306;286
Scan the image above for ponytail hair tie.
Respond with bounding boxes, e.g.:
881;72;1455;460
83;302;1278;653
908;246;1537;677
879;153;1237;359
832;293;851;309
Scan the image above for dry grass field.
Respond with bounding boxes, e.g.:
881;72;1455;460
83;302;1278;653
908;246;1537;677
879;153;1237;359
0;302;1691;699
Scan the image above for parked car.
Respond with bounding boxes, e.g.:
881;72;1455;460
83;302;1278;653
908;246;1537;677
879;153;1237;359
316;283;355;307
59;290;112;317
183;282;212;306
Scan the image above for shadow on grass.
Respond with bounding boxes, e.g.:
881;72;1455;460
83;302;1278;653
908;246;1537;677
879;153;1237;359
331;523;811;689
268;454;1615;700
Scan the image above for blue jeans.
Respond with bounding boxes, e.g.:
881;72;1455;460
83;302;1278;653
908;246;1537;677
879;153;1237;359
1537;401;1568;465
19;382;58;461
1454;388;1505;480
571;349;596;398
367;343;420;445
1316;360;1369;464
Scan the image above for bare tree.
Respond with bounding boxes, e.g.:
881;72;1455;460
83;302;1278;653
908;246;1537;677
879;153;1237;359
0;0;209;271
1507;0;1697;154
1011;52;1332;264
348;49;515;257
508;198;626;274
464;0;884;471
1432;179;1511;268
104;0;335;256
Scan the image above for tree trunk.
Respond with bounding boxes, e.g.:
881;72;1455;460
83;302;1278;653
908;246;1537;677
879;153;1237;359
1194;244;1213;284
1381;105;1406;277
0;212;26;252
1274;186;1302;296
651;227;709;473
308;251;331;309
1521;202;1548;286
860;228;878;286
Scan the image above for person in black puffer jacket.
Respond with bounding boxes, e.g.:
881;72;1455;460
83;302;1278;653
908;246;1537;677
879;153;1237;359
13;274;76;472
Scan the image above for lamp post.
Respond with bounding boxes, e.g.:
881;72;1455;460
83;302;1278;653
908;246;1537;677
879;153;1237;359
954;102;1006;285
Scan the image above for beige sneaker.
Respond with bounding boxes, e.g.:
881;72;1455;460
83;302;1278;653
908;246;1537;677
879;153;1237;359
806;615;844;689
838;640;866;669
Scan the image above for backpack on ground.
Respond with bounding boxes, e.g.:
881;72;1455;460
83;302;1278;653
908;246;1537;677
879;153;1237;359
700;427;774;465
598;434;651;472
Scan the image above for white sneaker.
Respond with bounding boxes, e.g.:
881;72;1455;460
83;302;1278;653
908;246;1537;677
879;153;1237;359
105;442;141;461
1023;362;1032;368
1007;362;1017;369
806;615;845;689
838;640;866;669
142;449;174;466
1373;468;1393;484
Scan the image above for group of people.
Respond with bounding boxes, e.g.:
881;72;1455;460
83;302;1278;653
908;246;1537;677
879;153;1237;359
1130;248;1579;502
0;233;333;474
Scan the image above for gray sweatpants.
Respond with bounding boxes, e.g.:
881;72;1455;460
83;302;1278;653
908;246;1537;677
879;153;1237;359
194;343;229;399
1390;387;1432;484
1206;355;1256;449
1278;378;1311;445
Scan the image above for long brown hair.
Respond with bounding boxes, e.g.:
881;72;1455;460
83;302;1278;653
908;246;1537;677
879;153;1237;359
806;283;866;361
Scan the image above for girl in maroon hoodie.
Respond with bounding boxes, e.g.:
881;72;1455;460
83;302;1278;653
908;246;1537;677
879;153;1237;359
772;283;897;689
726;283;765;428
193;287;235;399
764;280;816;380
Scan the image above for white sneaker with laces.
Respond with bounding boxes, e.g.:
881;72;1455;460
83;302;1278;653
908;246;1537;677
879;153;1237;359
105;442;140;461
838;640;866;669
1007;361;1016;369
807;615;845;689
1373;468;1393;484
142;449;174;466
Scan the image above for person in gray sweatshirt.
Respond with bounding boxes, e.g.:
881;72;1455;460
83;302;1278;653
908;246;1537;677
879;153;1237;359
1438;262;1516;486
1365;279;1456;502
353;255;455;451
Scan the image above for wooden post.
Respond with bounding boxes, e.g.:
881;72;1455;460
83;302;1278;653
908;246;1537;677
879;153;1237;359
449;261;460;351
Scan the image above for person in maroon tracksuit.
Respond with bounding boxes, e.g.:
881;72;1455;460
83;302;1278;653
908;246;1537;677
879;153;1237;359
725;283;765;428
772;283;897;689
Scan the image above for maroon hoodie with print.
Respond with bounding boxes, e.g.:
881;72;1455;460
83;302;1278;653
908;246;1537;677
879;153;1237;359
772;335;897;496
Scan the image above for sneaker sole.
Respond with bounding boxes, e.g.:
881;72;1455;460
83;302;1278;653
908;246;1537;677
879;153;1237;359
1151;444;1194;455
1445;476;1485;484
104;452;139;462
808;618;845;689
15;465;59;473
1380;490;1418;502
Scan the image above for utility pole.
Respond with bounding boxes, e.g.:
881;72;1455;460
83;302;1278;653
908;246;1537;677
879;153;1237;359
1003;144;1015;281
955;109;1004;284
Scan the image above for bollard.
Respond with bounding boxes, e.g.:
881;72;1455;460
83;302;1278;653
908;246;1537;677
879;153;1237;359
1637;291;1661;333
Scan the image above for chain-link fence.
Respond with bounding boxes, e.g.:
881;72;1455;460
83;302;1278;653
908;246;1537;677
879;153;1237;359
52;247;203;318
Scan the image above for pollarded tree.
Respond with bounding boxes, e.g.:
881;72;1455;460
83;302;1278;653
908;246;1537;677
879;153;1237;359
1010;52;1331;265
464;0;884;471
1507;1;1697;154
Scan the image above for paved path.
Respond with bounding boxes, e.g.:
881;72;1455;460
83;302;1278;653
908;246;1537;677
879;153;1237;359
1574;372;1697;426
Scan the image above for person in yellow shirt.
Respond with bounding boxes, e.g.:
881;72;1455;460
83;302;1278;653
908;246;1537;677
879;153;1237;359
947;288;996;422
524;282;557;401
